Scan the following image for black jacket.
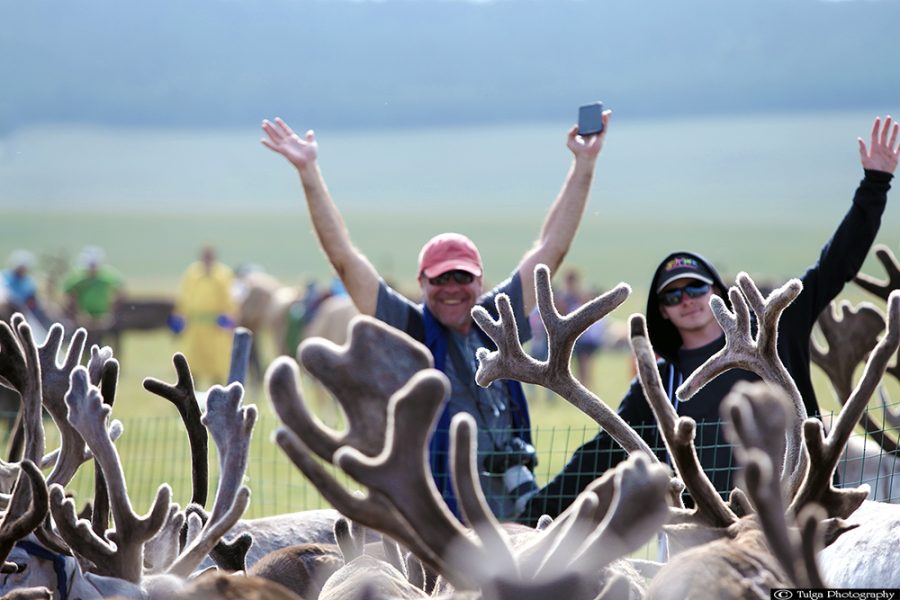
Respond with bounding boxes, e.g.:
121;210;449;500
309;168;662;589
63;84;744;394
520;169;892;525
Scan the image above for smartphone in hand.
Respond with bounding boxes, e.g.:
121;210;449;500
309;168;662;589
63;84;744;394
578;102;605;136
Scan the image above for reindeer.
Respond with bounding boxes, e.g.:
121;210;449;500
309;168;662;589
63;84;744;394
271;259;900;597
0;316;259;598
2;261;892;597
849;243;900;447
265;310;675;599
150;316;438;570
235;269;358;383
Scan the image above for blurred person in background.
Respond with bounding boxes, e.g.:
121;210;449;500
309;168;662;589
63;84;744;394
1;249;52;332
260;110;611;519
558;267;605;389
169;246;237;387
64;246;125;347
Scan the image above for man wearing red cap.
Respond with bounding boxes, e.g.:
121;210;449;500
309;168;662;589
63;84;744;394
261;112;611;518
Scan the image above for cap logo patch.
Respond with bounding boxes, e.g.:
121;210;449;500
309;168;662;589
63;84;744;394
664;257;701;272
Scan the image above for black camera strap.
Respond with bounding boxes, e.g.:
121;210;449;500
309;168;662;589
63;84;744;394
445;330;509;453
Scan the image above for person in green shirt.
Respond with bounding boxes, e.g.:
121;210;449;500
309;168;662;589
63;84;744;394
64;246;125;347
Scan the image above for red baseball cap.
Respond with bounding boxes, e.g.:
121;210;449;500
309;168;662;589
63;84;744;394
418;233;483;278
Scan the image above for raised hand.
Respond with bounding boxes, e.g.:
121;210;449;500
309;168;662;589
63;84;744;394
858;115;900;174
260;117;318;170
566;109;611;161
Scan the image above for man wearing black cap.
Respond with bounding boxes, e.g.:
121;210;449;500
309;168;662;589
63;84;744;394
518;114;900;523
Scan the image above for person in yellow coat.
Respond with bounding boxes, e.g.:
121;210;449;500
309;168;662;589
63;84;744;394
170;246;237;386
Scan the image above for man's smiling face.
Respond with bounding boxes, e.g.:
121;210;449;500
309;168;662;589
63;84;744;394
420;269;483;335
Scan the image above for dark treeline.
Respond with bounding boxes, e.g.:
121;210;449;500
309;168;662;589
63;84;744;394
2;0;899;134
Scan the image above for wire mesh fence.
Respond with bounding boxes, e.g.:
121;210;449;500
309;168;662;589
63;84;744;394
11;403;897;521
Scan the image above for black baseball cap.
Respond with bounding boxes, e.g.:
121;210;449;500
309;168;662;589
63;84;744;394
655;255;716;293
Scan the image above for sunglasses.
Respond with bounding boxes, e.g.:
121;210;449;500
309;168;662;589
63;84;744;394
426;270;475;286
658;282;712;307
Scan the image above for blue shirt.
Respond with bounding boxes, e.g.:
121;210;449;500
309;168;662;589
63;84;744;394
376;273;532;518
2;270;37;306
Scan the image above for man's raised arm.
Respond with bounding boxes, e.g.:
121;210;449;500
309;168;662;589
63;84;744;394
261;117;380;315
515;111;611;313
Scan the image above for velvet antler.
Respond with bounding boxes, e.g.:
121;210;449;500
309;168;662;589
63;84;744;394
854;244;900;301
0;316;45;467
166;383;254;578
630;314;737;528
143;353;208;507
677;274;808;494
472;264;655;458
723;383;827;588
291;316;433;461
270;359;473;586
270;313;671;599
50;367;171;582
0;461;49;573
789;291;900;519
811;301;899;454
36;324;89;488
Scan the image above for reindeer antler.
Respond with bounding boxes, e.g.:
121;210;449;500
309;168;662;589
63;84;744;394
36;324;88;487
678;274;803;405
811;301;885;401
143;353;208;507
0;317;73;555
181;503;253;572
630;314;737;528
148;382;256;578
854;244;900;301
50;367;171;582
811;301;899;454
515;468;619;575
271;313;671;599
789;291;900;519
0;460;18;496
0;316;45;467
795;505;828;589
269;359;475;587
473;264;655;458
563;452;671;576
850;242;900;444
294;316;433;460
677;274;808;494
0;460;49;573
143;504;185;575
200;384;254;526
723;382;833;588
447;415;518;582
227;327;253;385
723;383;796;579
90;350;119;538
448;412;669;597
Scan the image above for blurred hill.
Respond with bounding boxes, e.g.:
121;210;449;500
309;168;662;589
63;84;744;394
2;0;899;134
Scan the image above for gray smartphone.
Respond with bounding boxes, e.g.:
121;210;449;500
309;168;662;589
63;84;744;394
578;102;605;136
